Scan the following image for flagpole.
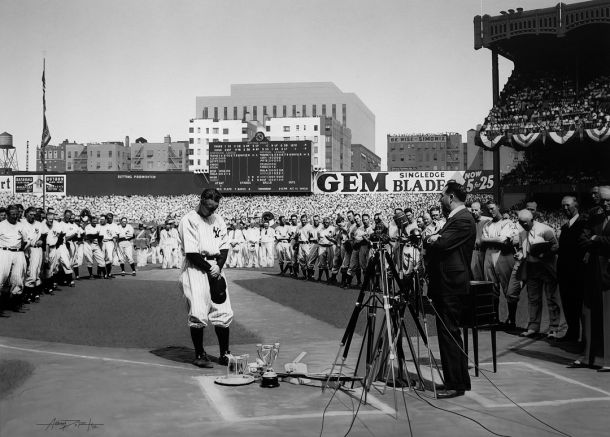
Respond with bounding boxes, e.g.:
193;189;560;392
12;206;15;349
41;58;49;212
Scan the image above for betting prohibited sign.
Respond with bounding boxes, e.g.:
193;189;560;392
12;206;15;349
44;175;66;195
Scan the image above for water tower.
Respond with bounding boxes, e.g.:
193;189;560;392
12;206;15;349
0;132;19;174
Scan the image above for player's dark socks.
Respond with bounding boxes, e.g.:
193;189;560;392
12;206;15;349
190;327;205;357
317;270;323;281
342;274;353;289
130;263;136;272
106;264;113;277
328;273;337;284
278;262;284;275
120;263;125;273
88;267;94;278
215;326;230;365
323;268;330;282
74;267;79;279
355;270;362;286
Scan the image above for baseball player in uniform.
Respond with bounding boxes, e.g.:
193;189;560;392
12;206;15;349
178;189;232;368
288;214;299;277
227;223;246;268
274;216;292;275
134;224;150;267
160;221;175;269
259;221;275;268
329;215;348;285
0;205;29;309
149;225;160;264
106;213;122;267
41;211;74;291
345;213;363;288
244;221;260;268
316;217;335;282
84;216;106;278
71;218;86;278
21;207;44;301
171;221;183;268
296;214;316;280
117;217;136;275
98;214;117;278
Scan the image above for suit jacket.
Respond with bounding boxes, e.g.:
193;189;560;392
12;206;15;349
557;215;587;276
425;207;476;297
516;221;559;282
581;212;610;293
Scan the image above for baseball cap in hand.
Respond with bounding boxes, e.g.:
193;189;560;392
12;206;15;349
208;275;227;304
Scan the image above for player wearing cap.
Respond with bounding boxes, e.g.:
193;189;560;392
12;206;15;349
134;224;150;267
178;189;232;368
21;206;44;301
84;216;106;279
41;210;74;291
274;216;291;275
117;217;136;276
259;221;275;268
160;221;175;269
0;205;29;309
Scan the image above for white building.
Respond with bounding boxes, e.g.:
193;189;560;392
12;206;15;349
188;119;258;172
265;116;351;171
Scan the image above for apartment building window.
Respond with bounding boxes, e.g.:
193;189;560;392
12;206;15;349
302;105;307;117
108;162;112;169
96;163;101;169
189;138;194;144
243;106;248;120
266;126;270;132
189;127;194;133
233;107;238;120
314;157;318;165
253;106;257;120
283;126;290;132
223;128;229;135
96;151;100;158
197;149;201;155
197;138;201;144
296;125;299;131
282;105;287;117
188;159;194;166
342;104;346;126
283;137;290;141
147;151;154;158
213;107;218;120
322;104;326;115
197;159;201;165
332;104;336;119
314;125;318;131
263;106;267;117
67;163;71;170
292;105;297;117
213;128;219;134
203;107;208;119
109;150;113;157
188;149;194;155
67;151;71;158
312;104;317;117
223;107;228;119
273;105;277;117
314;136;318;142
314;146;319;154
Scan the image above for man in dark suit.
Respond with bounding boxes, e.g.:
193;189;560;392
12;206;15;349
557;196;587;342
425;181;476;398
573;186;610;371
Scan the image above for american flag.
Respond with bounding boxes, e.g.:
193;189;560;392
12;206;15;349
41;59;51;171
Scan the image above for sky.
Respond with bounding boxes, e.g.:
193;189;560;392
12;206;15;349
0;0;579;170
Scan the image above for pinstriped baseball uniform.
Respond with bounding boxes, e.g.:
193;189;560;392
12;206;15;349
0;219;27;295
21;219;44;287
178;210;233;329
117;223;135;264
41;220;73;278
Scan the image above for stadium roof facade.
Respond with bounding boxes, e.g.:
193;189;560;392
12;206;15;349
474;0;610;72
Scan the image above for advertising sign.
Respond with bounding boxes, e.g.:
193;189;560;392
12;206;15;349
0;175;13;193
314;170;494;195
13;175;66;196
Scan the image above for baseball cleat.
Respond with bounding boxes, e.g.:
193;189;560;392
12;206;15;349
121;271;126;276
132;272;136;276
193;354;213;368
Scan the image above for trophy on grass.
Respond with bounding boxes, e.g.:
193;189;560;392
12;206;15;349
257;342;281;388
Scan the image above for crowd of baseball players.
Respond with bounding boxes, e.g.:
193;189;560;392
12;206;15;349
0;203;187;311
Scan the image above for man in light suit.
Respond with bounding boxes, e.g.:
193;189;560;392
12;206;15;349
425;181;475;399
515;210;561;338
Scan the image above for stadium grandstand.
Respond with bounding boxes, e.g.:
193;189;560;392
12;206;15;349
474;0;610;205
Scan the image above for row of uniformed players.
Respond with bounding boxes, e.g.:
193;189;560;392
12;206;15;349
225;209;439;288
0;204;139;309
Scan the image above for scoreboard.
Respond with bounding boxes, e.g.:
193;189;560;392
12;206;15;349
208;137;312;193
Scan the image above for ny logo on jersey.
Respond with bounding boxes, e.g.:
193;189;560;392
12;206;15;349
213;226;221;238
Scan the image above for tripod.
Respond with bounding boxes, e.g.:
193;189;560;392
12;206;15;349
325;243;443;414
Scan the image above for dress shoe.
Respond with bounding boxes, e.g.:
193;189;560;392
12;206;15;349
436;389;465;399
567;360;591;369
519;329;538;338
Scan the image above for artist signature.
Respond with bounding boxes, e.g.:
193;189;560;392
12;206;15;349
36;418;103;431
